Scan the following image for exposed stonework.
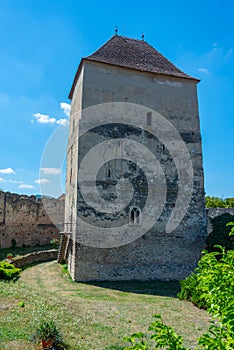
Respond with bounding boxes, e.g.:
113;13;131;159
0;191;65;248
206;208;234;235
65;35;207;281
11;249;57;268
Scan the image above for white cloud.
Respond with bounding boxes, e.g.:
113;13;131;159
9;180;23;184
34;113;57;124
35;178;50;184
0;167;16;174
198;68;208;74
40;168;61;175
18;184;35;189
0;177;6;182
57;118;69;126
33;106;69;126
60;102;71;117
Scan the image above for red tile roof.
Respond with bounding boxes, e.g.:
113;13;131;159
69;35;199;99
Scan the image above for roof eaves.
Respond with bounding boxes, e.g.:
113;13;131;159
69;54;200;100
84;58;200;83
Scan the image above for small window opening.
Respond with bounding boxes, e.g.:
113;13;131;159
70;168;73;184
129;207;141;225
146;112;152;127
107;167;111;178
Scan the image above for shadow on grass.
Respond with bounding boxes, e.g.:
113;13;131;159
85;280;180;298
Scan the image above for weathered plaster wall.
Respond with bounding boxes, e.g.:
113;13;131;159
66;61;207;281
0;191;65;248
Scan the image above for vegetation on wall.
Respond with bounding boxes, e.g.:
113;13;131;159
205;196;234;208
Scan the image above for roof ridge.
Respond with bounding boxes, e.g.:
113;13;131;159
69;35;199;99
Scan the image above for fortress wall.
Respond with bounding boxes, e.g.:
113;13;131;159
0;191;65;248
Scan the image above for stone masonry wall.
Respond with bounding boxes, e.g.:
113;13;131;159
0;191;65;248
67;61;207;281
206;207;234;234
11;249;57;268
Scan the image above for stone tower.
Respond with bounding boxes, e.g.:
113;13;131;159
64;35;207;281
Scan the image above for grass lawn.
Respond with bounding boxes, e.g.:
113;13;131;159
0;262;210;350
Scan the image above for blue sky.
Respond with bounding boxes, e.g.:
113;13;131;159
0;0;233;198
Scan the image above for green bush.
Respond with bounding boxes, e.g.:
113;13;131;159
0;261;21;280
124;314;189;350
124;223;234;349
206;196;234;208
178;246;234;311
178;226;234;349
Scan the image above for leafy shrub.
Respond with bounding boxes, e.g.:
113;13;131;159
176;272;206;308
62;264;68;274
124;314;189;350
206;196;234;208
51;238;59;248
0;261;21;280
178;226;234;349
124;223;234;349
0;261;20;279
178;245;234;309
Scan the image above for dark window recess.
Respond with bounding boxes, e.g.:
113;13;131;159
70;168;73;184
107;167;111;178
146;112;152;127
130;207;141;225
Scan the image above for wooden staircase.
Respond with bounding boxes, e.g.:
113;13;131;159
57;233;69;264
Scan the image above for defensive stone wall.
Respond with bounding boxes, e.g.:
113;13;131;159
0;187;232;256
206;207;234;234
11;249;57;268
0;191;65;248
